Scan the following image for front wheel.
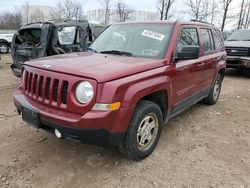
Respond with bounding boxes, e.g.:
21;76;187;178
0;43;9;54
203;74;222;105
119;100;163;161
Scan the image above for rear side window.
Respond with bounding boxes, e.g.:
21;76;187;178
17;28;42;46
176;28;199;53
213;29;224;50
200;29;214;53
58;26;77;45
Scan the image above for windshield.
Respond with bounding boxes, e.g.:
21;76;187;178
90;23;174;59
227;29;250;41
58;26;76;45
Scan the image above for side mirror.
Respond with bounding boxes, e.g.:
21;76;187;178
176;45;200;60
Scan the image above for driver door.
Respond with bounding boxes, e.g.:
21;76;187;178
170;26;206;114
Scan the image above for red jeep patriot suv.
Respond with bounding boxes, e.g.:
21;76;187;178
13;21;226;160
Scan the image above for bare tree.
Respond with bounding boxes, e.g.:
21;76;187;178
186;0;210;21
156;0;175;20
221;0;234;31
63;0;76;19
157;0;166;20
74;5;83;21
99;0;112;24
30;8;45;22
23;2;30;24
244;2;250;28
116;1;131;22
237;0;250;29
0;10;22;29
51;0;83;20
164;0;175;20
51;2;64;20
210;0;217;24
238;0;245;29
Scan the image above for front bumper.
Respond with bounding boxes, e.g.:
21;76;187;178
14;88;134;146
226;56;250;68
11;64;22;78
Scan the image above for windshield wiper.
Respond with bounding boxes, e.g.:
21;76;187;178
100;50;133;56
85;47;97;53
226;39;239;41
242;39;250;41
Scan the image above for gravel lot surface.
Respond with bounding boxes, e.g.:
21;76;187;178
0;54;250;188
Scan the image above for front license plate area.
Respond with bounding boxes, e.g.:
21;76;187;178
21;106;41;128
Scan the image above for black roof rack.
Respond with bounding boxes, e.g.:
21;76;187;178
47;19;88;23
190;19;214;26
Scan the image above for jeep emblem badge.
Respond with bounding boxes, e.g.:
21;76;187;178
42;64;51;68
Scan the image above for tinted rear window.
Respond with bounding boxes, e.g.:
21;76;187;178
200;29;214;52
17;28;42;46
213;29;224;50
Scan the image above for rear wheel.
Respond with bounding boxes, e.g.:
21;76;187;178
119;100;163;161
0;43;9;54
203;74;222;105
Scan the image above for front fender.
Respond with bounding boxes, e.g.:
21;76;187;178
122;76;171;108
96;66;172;110
213;53;226;84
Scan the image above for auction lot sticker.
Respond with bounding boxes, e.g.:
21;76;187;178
141;30;165;41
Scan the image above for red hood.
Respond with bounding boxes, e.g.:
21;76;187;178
24;52;165;83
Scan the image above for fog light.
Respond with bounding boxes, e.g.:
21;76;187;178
54;129;62;139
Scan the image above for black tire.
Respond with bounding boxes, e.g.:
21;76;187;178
203;74;222;105
119;100;163;161
0;43;9;54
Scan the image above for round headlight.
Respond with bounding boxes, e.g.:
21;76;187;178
75;81;94;104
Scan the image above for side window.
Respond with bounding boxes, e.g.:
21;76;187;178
176;28;199;54
200;29;214;52
213;29;224;50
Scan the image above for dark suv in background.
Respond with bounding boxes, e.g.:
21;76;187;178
225;29;250;70
11;20;106;77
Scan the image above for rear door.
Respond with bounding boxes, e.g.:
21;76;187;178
197;28;217;88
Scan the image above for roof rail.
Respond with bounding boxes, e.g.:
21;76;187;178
190;19;214;26
46;19;89;24
23;21;44;26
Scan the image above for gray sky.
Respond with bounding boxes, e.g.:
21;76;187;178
0;0;159;12
0;0;242;30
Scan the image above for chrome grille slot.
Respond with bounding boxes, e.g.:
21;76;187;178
45;78;51;100
39;76;44;98
33;74;38;95
61;81;68;105
28;73;33;93
225;47;248;57
53;79;59;102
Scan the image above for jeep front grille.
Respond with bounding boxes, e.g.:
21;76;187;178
23;70;69;106
225;47;249;57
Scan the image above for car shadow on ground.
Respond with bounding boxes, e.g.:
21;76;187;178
18;104;204;166
225;68;250;78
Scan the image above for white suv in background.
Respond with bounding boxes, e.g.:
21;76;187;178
225;29;250;70
0;31;14;54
